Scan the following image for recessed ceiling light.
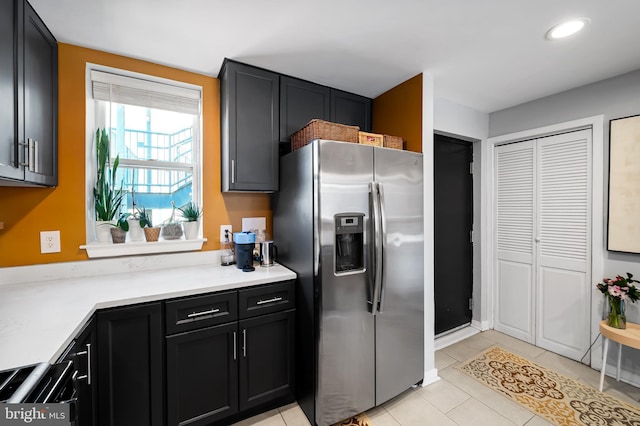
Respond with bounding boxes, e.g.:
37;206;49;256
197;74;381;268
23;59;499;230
546;18;590;40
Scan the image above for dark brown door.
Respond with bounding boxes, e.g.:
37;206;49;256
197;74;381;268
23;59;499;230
97;303;163;426
166;323;238;426
434;134;473;335
239;309;295;411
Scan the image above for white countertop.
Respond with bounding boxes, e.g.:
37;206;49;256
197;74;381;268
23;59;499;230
0;254;295;371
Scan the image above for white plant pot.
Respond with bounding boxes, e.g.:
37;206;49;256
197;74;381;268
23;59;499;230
182;220;200;240
127;218;145;242
95;220;114;243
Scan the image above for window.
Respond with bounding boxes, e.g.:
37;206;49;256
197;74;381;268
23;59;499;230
84;66;203;255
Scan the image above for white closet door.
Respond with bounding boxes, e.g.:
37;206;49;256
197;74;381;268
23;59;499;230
536;130;591;360
494;141;536;343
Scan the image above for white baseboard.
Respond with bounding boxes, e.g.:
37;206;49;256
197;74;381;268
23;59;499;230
435;325;481;351
472;319;491;331
422;368;440;387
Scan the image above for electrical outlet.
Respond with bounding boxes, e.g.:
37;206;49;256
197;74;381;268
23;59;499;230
40;230;61;254
220;225;232;242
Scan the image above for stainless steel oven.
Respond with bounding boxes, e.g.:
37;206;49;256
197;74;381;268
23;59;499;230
1;360;78;423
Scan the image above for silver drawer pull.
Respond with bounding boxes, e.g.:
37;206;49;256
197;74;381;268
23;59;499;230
257;297;283;305
188;308;220;318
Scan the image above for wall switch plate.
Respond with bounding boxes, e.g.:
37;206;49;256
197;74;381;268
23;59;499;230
40;230;61;253
220;225;232;242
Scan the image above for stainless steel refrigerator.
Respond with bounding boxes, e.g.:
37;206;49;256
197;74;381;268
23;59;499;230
273;140;424;426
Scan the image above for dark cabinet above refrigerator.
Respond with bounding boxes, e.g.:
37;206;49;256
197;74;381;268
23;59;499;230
219;59;372;192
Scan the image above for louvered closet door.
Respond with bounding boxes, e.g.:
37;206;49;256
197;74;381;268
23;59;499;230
536;130;591;360
495;141;536;344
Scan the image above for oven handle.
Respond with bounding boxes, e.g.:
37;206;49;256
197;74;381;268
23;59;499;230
6;362;50;403
41;360;74;403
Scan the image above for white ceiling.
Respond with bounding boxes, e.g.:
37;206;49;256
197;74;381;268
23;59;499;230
29;0;640;113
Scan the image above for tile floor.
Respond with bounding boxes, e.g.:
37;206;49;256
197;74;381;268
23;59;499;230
232;329;640;426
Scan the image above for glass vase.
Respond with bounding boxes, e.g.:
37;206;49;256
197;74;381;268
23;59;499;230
607;297;626;329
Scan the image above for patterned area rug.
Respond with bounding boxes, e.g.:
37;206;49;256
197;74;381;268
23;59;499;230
332;413;372;426
457;346;640;426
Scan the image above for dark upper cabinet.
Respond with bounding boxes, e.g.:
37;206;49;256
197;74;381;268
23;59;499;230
0;0;21;182
330;89;372;132
220;60;279;192
97;302;163;426
0;0;57;186
279;76;330;143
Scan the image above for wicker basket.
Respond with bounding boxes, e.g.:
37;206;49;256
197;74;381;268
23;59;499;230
290;119;359;151
358;132;384;147
384;135;403;150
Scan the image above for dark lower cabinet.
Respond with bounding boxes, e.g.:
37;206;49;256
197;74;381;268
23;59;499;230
165;281;296;426
96;302;163;426
70;319;96;426
166;323;239;426
239;309;295;412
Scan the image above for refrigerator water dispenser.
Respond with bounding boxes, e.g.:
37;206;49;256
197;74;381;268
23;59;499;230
334;213;364;273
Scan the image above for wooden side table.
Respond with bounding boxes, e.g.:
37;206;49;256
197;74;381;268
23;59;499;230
599;320;640;391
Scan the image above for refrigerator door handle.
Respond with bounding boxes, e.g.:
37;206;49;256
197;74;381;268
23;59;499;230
370;181;383;315
378;182;387;313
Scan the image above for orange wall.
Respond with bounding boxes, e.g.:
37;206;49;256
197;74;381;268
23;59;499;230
372;74;422;153
0;43;270;267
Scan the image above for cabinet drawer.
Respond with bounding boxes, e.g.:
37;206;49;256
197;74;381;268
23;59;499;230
239;281;295;319
166;291;237;335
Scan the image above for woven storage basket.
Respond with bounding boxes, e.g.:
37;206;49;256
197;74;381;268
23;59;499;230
290;119;360;151
384;135;403;150
358;132;384;147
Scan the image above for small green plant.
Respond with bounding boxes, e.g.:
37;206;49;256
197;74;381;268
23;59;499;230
94;129;126;221
178;201;203;222
113;213;132;231
136;207;153;228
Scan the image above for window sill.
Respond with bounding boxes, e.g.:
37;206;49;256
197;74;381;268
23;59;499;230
81;238;207;259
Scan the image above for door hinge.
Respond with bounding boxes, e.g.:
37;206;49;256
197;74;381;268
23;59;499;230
469;161;474;175
469;298;474;311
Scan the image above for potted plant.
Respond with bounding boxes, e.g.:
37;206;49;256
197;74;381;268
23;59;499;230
127;210;145;242
161;201;184;240
93;128;126;243
127;183;145;242
137;207;161;242
110;213;131;244
597;273;640;329
178;201;202;240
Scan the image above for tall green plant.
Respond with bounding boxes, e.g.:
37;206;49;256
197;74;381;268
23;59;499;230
93;129;126;221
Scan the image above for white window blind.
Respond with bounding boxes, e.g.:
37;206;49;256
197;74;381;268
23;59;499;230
90;70;201;115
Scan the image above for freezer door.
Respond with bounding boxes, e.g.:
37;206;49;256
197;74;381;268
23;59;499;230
374;147;424;405
315;140;375;426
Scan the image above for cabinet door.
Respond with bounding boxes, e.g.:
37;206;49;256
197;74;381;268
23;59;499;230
64;318;96;426
239;309;295;411
0;0;22;181
330;89;372;132
166;323;238;426
280;76;330;148
221;61;279;192
22;1;57;186
97;303;163;426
